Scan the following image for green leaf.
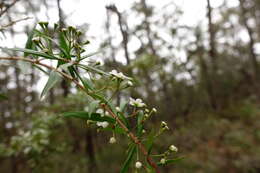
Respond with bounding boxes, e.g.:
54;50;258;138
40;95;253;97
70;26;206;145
78;64;109;76
137;111;144;136
58;63;73;73
157;157;184;166
80;51;101;61
24;25;36;57
103;126;125;134
145;130;156;155
0;94;8;101
40;70;61;99
33;65;48;75
58;32;70;58
18;60;31;74
120;144;136;173
62;111;115;123
0;47;56;59
105;99;130;128
81;78;94;91
119;100;128;112
117;112;130;129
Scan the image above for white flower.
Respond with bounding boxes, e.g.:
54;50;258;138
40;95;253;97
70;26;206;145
127;81;133;87
169;145;178;152
152;108;157;113
96;121;109;128
160;158;166;164
109;70;128;80
129;98;146;108
135;161;142;169
116;107;120;112
109;137;116;144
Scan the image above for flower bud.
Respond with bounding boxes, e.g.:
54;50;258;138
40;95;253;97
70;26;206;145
127;81;133;87
152;108;157;113
135;161;142;169
169;145;178;152
116;107;120;112
160;158;166;164
109;137;116;144
161;121;169;130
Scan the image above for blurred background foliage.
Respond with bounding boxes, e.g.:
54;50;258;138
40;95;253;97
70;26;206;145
0;0;260;172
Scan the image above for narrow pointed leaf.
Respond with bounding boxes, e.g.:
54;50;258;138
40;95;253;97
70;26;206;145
0;47;56;59
78;64;109;76
119;100;128;112
137;111;144;136
82;77;94;90
80;51;101;61
24;25;36;57
120;144;136;173
40;70;61;99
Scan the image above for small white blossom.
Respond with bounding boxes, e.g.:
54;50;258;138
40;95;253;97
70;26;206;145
109;137;116;144
160;158;166;164
116;107;120;112
169;145;178;152
127;81;133;87
96;121;109;128
109;70;128;80
129;98;146;108
135;161;142;169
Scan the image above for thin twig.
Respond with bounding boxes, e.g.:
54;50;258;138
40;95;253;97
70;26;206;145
0;17;32;31
0;0;20;17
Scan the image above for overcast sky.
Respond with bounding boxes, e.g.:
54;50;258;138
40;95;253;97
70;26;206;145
1;0;240;91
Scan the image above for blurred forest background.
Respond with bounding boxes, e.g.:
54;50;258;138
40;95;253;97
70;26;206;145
0;0;260;172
